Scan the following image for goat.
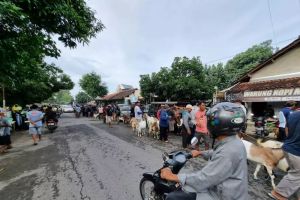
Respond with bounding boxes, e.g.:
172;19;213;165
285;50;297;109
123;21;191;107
137;119;147;137
242;139;289;189
145;114;160;139
130;117;138;132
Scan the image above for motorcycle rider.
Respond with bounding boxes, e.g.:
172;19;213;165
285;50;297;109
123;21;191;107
44;106;58;124
161;102;249;200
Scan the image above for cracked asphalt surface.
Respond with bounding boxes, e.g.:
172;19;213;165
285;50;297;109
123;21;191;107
0;113;293;200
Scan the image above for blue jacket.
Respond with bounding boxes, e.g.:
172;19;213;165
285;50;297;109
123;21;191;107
283;111;300;156
159;109;169;127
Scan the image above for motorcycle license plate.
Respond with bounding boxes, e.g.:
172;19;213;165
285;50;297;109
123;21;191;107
256;127;263;130
48;123;55;125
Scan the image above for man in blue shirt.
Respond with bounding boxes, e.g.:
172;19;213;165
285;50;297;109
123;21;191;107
27;105;44;145
270;111;300;200
278;101;297;141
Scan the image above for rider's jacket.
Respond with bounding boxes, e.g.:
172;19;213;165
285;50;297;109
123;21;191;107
178;135;249;200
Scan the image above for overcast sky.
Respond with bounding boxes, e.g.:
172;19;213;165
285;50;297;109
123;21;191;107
48;0;300;96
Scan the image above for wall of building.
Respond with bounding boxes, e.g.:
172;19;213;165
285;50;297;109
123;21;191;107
250;47;300;82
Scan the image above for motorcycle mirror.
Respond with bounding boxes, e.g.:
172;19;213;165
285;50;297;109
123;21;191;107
162;152;168;161
191;137;198;147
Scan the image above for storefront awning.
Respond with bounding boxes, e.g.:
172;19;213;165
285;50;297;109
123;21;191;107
226;77;300;102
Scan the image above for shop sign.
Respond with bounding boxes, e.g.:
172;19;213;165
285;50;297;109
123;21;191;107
244;88;300;98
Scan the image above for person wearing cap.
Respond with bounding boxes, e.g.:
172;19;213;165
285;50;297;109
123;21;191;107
134;101;143;122
161;102;248;200
181;104;194;148
0;111;12;153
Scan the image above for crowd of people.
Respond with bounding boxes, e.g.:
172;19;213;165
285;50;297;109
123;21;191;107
0;104;60;152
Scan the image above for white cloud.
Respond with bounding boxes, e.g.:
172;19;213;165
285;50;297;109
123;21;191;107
48;0;300;96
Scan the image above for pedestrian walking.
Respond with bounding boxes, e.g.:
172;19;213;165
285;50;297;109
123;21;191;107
27;105;44;145
195;101;209;150
181;104;194;148
269;111;300;200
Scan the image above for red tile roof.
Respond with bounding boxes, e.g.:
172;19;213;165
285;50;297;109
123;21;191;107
100;89;136;101
229;77;300;93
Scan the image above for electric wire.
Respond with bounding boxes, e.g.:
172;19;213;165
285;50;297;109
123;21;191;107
267;0;276;42
204;36;298;65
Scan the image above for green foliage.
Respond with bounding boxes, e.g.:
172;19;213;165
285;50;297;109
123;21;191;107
44;90;74;105
0;0;104;105
79;72;108;98
140;41;274;101
224;40;273;87
140;57;207;102
75;91;92;104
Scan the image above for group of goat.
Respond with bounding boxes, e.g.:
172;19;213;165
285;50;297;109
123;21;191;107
129;114;160;138
127;115;288;189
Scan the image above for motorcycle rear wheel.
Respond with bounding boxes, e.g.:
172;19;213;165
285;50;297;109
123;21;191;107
140;177;162;200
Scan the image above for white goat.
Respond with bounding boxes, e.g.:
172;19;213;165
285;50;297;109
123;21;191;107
137;119;147;137
145;114;160;139
242;139;289;189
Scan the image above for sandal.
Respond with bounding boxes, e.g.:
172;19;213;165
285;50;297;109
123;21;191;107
268;191;287;200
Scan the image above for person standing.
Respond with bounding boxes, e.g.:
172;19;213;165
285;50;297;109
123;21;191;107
195;101;209;150
159;104;169;142
106;104;113;128
0;111;12;153
270;111;300;200
181;104;194;148
27;105;44;145
134;101;143;122
278;101;297;141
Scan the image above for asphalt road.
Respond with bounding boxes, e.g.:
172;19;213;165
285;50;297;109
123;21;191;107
0;113;291;200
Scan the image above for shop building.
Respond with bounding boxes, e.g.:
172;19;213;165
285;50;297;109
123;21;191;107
225;37;300;118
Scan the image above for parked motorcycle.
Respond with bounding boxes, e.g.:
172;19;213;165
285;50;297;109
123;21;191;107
254;116;267;137
139;138;198;200
253;116;278;138
46;119;57;133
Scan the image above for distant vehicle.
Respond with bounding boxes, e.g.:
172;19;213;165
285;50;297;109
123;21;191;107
61;105;74;113
119;105;131;116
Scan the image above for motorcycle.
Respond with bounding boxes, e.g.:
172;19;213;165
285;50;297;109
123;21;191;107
139;138;198;200
253;116;279;138
254;116;267;137
46;119;57;133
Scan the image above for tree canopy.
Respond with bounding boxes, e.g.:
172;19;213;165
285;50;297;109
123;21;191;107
79;72;108;98
140;41;274;102
44;90;73;105
140;57;207;102
75;91;92;104
0;0;104;105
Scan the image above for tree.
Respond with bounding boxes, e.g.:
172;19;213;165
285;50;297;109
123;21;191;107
204;63;227;97
79;72;108;98
76;91;92;104
0;0;104;105
44;90;73;105
140;57;207;102
224;40;273;87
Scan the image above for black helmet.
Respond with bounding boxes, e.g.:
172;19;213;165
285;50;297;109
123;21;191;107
207;102;246;138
